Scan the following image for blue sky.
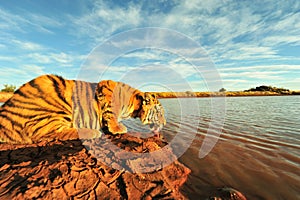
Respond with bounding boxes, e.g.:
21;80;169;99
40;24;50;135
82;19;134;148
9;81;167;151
0;0;300;92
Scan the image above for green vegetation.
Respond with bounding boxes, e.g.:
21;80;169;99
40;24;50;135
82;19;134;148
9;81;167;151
244;85;290;94
219;88;226;92
1;84;16;93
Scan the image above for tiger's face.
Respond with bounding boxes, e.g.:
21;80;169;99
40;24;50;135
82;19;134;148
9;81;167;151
138;92;166;133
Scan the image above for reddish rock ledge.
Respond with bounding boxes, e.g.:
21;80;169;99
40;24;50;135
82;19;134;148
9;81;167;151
0;133;191;199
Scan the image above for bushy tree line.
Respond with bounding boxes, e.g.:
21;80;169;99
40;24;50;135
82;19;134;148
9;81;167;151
1;84;16;92
244;85;290;94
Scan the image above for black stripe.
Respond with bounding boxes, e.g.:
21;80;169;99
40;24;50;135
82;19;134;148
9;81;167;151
103;110;113;115
32;82;70;112
115;88;124;104
77;82;85;120
0;113;23;129
8;101;59;113
0;125;17;143
47;76;66;107
31;118;62;136
16;89;35;99
14;98;71;116
0;109;38;121
82;81;88;96
101;103;108;110
23;114;51;128
91;83;98;95
29;79;42;95
1;106;64;119
57;75;67;88
126;84;132;92
64;116;72;122
41;129;58;138
17;87;66;111
3;100;15;108
0;124;13;134
48;75;71;109
99;85;113;93
9;98;39;108
9;98;59;112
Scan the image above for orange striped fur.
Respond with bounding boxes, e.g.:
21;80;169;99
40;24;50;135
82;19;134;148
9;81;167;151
0;75;166;144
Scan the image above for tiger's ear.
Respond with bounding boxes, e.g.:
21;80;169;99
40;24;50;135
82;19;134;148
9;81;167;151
144;92;156;99
143;92;156;105
150;92;157;99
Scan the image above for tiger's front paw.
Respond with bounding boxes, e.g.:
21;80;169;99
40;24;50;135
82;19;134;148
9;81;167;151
108;123;127;134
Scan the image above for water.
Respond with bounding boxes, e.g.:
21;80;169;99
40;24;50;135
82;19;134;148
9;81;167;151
156;96;300;199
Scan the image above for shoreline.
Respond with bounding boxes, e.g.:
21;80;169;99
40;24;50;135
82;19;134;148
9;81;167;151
1;91;300;103
153;91;300;99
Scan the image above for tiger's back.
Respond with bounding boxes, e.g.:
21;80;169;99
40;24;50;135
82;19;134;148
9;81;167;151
0;75;75;144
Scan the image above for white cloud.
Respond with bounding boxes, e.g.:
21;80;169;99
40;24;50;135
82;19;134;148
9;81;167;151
27;13;63;28
68;1;142;43
22;65;45;75
0;56;18;62
27;53;52;64
220;71;287;80
151;0;300;64
264;35;300;46
0;8;26;33
0;65;45;88
64;0;300;67
49;52;74;64
219;64;300;72
222;79;248;83
12;39;45;51
0;67;27;76
0;8;61;34
26;52;81;66
275;78;300;90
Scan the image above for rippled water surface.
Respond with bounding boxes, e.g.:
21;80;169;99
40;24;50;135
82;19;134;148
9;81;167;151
155;96;300;199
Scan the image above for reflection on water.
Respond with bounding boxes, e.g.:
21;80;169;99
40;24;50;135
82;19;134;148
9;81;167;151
154;96;300;199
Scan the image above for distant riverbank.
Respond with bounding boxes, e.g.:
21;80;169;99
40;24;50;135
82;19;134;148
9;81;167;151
153;90;300;98
1;90;300;103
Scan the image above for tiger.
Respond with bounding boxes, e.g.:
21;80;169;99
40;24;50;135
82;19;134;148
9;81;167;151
0;75;166;144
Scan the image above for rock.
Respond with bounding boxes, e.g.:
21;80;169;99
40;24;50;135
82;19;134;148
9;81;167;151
208;187;247;200
0;133;190;199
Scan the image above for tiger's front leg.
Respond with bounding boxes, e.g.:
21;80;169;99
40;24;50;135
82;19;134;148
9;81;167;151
102;112;127;134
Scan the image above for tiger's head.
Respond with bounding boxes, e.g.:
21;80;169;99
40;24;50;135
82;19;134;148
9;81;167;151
95;80;166;135
134;92;166;133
